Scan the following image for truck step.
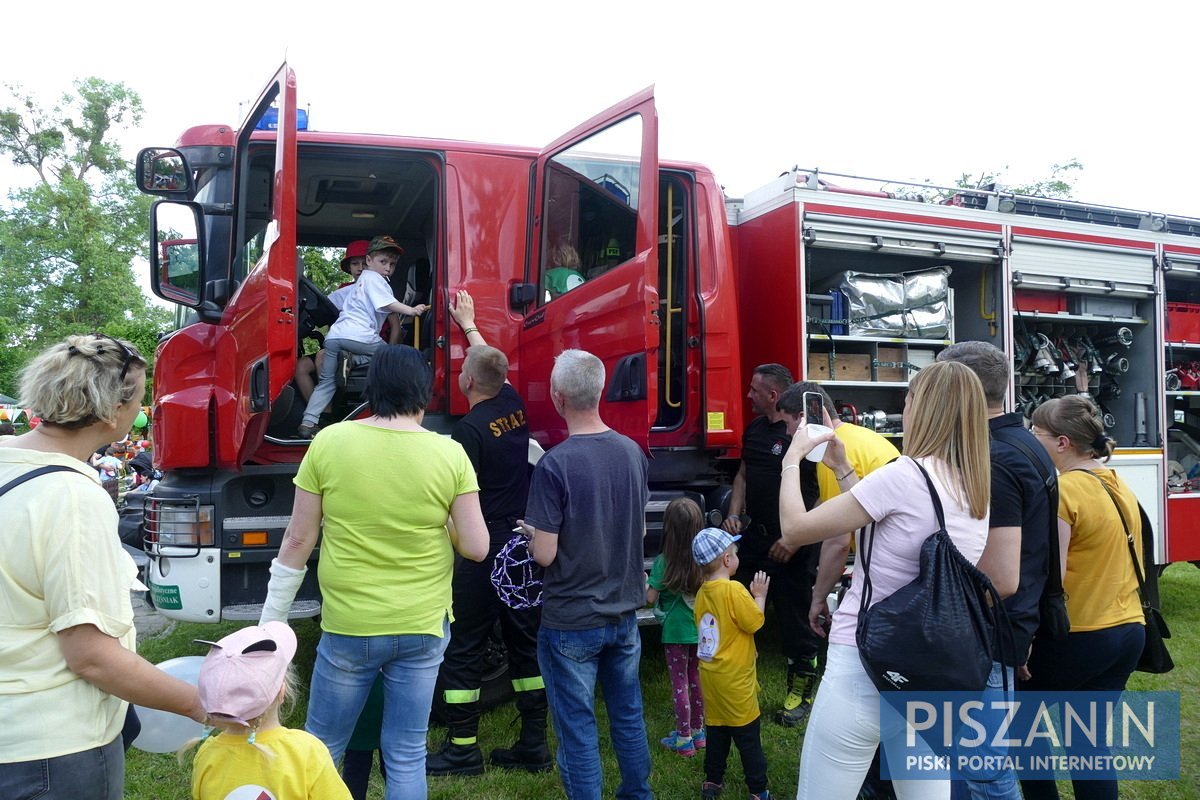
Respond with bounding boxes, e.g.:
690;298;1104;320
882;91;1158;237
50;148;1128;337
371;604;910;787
222;600;321;621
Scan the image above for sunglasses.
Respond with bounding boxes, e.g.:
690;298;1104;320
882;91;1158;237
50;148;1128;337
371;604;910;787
91;333;138;380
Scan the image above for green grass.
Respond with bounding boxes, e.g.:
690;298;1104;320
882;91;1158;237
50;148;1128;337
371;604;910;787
126;565;1200;799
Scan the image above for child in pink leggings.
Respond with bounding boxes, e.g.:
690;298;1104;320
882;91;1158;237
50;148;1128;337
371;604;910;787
646;497;706;757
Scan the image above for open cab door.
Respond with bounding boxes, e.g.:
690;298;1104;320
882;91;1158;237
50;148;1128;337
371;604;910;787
518;88;659;451
215;63;299;469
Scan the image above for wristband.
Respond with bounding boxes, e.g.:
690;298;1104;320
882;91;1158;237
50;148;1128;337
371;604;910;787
781;464;800;475
463;327;479;336
837;468;855;481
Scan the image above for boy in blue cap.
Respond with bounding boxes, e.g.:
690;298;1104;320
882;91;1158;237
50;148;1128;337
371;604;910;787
692;527;772;800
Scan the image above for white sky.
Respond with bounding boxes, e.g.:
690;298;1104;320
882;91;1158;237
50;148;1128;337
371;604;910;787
3;1;1200;235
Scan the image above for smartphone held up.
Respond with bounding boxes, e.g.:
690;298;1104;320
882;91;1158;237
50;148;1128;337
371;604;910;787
802;391;832;463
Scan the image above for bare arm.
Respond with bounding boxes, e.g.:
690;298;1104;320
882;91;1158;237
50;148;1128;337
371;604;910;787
258;488;322;624
1057;519;1071;582
450;290;487;348
723;463;747;534
976;526;1021;598
385;299;429;317
779;422;871;545
448;491;489;562
780;478;873;548
646;586;660;606
530;525;556;568
59;625;206;722
277;488;323;570
808;534;851;636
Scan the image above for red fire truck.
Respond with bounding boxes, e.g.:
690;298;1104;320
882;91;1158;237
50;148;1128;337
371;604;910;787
136;64;1194;624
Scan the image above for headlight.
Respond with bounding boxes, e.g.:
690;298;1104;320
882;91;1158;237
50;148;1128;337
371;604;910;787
145;499;215;548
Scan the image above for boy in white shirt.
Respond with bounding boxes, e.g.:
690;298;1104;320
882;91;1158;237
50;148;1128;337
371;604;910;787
298;235;428;438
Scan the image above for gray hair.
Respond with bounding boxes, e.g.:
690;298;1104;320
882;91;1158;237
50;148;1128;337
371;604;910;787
551;349;605;411
19;334;146;429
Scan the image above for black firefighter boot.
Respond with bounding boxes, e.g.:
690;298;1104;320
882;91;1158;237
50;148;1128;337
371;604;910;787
775;658;818;729
426;691;484;777
490;687;553;773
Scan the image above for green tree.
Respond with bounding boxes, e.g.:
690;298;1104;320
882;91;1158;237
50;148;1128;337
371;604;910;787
884;159;1084;203
952;158;1083;198
0;78;171;396
301;246;345;295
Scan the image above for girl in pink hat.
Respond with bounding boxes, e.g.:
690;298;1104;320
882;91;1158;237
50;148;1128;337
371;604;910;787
189;622;351;799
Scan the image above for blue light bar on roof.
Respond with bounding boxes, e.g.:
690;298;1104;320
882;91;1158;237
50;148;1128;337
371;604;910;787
254;107;309;131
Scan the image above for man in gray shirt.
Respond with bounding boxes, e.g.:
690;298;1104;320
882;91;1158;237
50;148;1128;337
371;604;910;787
522;349;652;800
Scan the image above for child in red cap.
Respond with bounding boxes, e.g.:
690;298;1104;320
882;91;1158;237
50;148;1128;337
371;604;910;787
189;622;351;799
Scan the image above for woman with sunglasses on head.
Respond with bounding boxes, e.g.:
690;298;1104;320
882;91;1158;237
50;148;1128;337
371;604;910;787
1022;395;1145;800
0;335;206;800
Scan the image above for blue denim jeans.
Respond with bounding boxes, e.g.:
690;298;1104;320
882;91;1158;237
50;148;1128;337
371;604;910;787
302;336;383;426
538;612;652;800
306;620;449;800
0;736;123;800
951;661;1020;800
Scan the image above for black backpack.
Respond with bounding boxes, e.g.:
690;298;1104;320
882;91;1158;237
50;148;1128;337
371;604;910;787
856;458;1010;694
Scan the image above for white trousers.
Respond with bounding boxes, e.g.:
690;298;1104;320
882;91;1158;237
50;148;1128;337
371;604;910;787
796;643;949;800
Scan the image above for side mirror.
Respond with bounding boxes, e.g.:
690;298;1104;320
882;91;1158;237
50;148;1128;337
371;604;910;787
136;148;195;196
151;201;206;308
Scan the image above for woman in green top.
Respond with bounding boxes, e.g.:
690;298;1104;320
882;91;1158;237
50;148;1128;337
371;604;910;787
260;345;489;800
646;497;708;757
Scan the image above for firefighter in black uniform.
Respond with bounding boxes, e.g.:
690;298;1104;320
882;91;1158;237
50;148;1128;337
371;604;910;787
426;291;550;777
723;363;823;728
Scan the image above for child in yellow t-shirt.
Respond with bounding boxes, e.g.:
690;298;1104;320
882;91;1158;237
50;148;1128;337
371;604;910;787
692;527;772;800
187;622;351;800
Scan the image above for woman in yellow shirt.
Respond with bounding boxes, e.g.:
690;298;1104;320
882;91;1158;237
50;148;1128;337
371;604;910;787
1025;395;1145;800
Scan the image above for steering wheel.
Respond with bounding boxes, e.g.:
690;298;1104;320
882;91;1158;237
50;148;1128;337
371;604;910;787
298;277;340;333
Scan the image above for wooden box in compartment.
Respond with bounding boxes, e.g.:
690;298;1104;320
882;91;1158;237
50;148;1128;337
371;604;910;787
807;352;832;381
833;353;872;382
875;346;907;382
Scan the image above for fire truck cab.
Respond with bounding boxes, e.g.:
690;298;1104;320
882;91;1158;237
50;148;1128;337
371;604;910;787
135;65;741;621
135;64;1198;626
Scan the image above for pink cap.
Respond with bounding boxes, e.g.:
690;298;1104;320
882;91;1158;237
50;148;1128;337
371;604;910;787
197;621;297;725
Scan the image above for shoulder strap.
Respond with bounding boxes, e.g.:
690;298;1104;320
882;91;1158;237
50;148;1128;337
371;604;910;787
0;465;78;498
992;427;1064;598
909;458;947;530
859;457;945;612
1081;470;1151;607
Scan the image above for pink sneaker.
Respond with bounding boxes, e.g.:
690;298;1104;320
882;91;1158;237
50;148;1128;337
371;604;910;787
660;730;696;757
691;728;707;749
